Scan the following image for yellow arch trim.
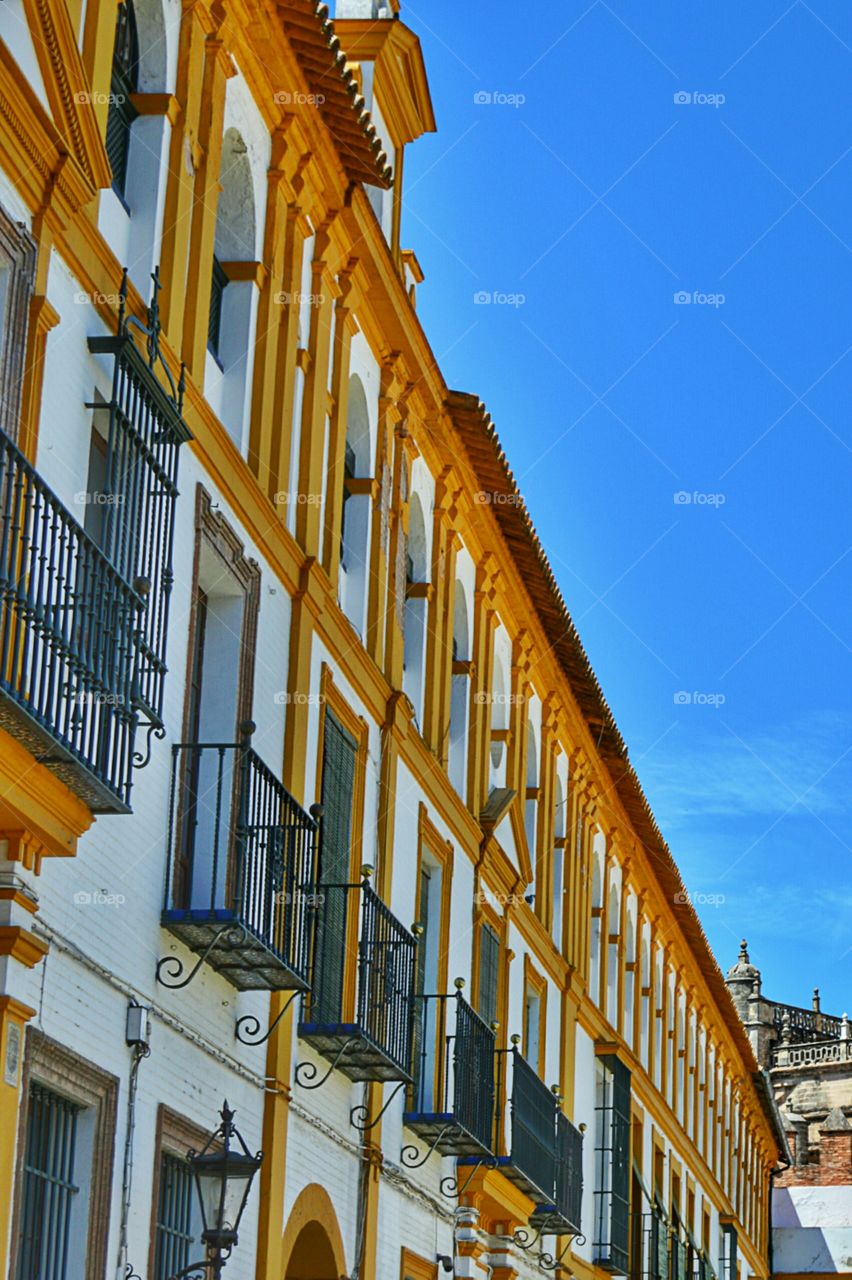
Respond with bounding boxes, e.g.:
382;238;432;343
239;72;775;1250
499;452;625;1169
281;1183;347;1280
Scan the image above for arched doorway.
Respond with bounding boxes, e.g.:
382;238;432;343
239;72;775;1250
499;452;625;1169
285;1222;340;1280
281;1185;347;1280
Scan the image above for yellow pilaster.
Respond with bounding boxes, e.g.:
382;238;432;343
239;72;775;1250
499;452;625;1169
0;996;36;1277
180;33;233;379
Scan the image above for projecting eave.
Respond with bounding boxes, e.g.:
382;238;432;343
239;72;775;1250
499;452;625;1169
333;18;437;147
278;0;393;188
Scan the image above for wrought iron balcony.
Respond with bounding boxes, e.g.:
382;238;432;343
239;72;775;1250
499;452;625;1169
298;876;417;1083
635;1204;671;1280
403;989;496;1159
0;426;142;812
159;736;319;991
467;1048;583;1235
530;1109;583;1236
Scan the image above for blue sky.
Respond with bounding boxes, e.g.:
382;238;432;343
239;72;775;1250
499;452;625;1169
394;1;852;1011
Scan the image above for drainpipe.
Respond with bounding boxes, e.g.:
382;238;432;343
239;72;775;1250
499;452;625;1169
115;1002;151;1280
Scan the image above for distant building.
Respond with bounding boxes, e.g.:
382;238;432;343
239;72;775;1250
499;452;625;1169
726;942;852;1277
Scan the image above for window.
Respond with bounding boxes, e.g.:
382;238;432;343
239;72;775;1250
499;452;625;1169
338;375;373;635
720;1224;737;1280
477;922;500;1028
208;255;228;363
16;1084;81;1280
154;1153;198;1279
402;492;430;724
12;1033;118;1280
448;580;472;797
524;987;542;1075
312;708;358;1024
594;1054;631;1272
0;201;36;444
105;0;139;201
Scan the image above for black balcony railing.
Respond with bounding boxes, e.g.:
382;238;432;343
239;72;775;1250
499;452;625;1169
299;877;417;1083
0;426;142;812
635;1205;670;1280
403;990;496;1158
161;738;319;990
457;1047;585;1234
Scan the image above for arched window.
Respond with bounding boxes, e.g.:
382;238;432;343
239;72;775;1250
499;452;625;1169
339;375;373;635
448;580;471;797
488;649;510;791
524;721;539;905
589;847;603;1006
106;0;139;200
606;882;620;1027
623;909;636;1048
639;933;651;1068
550;775;566;949
206;128;258;449
100;0;171;288
402;493;429;724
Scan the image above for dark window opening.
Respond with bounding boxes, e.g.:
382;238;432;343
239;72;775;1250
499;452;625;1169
106;0;139;201
208;256;229;363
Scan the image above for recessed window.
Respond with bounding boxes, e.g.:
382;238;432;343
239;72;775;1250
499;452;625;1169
106;0;139;202
16;1084;82;1280
208;255;229;364
154;1153;199;1279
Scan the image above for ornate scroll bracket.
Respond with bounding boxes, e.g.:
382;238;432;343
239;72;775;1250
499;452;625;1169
156;922;252;991
349;1080;406;1132
235;989;302;1046
400;1123;464;1170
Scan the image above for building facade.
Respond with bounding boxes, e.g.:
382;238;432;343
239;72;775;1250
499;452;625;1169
0;1;784;1279
726;944;852;1279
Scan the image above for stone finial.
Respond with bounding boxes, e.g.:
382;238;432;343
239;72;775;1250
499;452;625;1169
781;1010;792;1045
842;1013;849;1042
740;939;749;962
813;987;821;1013
821;1107;851;1132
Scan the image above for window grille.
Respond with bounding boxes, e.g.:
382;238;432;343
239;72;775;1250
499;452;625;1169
154;1153;197;1280
16;1084;81;1280
594;1054;631;1271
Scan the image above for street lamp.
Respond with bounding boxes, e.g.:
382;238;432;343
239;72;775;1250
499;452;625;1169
189;1100;263;1259
125;1101;263;1280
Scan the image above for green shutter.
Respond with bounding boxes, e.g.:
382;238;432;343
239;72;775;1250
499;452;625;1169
312;711;357;1025
478;924;500;1027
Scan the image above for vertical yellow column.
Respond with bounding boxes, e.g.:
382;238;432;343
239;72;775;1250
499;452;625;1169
321;265;363;586
365;357;407;670
536;706;557;928
294;224;338;557
435;526;462;772
0;997;36;1275
247;135;293;493
81;0;119;140
421;472;455;755
468;557;497;816
180;31;233;379
18;210;58;462
157;0;210;344
256;561;324;1280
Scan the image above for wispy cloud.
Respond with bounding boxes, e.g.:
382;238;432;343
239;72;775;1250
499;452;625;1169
639;710;852;826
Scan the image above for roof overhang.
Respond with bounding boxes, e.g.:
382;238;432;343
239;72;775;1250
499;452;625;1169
278;0;393;188
333;17;436;146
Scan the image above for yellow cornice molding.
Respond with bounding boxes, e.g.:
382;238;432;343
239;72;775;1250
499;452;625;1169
334;19;436;147
21;0;112;190
0;44;96;221
0;925;49;968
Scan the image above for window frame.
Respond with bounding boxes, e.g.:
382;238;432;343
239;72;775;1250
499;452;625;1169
148;1105;212;1280
11;1031;118;1280
0;202;37;445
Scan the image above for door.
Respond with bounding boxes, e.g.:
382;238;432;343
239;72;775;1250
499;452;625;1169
312;710;357;1025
